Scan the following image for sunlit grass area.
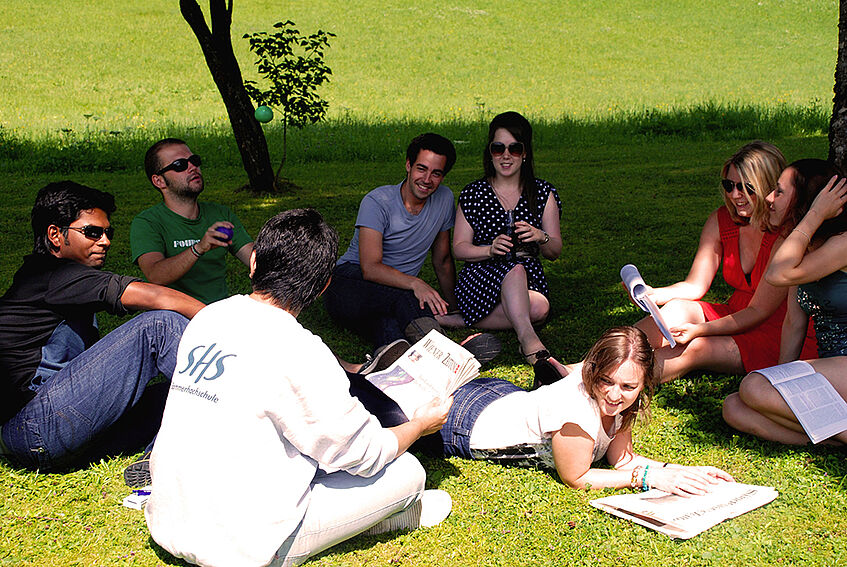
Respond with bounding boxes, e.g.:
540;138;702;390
1;1;844;565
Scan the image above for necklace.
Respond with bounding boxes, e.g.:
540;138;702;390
491;179;521;211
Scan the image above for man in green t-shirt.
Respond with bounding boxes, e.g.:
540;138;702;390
131;138;253;304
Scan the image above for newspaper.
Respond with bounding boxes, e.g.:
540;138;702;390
365;330;481;417
620;264;676;347
755;361;847;444
590;482;777;539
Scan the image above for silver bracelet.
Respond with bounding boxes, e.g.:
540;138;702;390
793;228;811;242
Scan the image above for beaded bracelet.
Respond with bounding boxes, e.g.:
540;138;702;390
631;466;642;489
641;465;650;492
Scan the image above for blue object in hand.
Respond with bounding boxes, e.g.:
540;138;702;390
216;226;234;241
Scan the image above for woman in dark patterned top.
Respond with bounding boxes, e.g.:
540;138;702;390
449;112;562;387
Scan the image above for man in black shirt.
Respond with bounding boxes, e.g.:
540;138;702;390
0;181;204;473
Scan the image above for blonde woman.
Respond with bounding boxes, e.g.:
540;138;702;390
635;141;816;382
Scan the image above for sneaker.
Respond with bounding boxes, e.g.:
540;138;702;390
459;333;501;365
404;317;444;343
359;339;411;375
123;451;152;488
362;489;452;535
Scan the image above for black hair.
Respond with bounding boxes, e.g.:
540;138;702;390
782;159;847;240
482;111;537;212
144;138;188;180
31;181;116;254
405;133;456;174
251;208;338;313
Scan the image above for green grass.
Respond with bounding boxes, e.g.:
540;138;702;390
2;132;846;566
1;0;846;565
0;1;837;134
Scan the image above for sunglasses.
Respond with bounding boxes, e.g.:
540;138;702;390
64;225;114;240
157;154;202;175
489;142;525;157
721;179;756;196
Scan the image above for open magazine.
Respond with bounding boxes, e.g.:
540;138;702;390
365;330;481;417
755;361;847;444
621;264;676;347
590;482;777;539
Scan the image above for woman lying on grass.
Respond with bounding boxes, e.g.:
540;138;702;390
634;141;816;383
723;159;847;444
357;326;733;494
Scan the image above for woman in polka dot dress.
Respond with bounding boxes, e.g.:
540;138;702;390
452;111;563;386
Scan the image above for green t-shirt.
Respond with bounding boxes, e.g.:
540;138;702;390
130;202;252;304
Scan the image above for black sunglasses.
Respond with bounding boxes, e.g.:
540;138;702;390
721;179;756;196
489;142;525;157
64;225;114;240
157;154;202;175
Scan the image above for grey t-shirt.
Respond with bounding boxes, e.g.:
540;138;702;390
337;182;455;276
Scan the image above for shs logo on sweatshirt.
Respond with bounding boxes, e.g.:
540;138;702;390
172;343;237;404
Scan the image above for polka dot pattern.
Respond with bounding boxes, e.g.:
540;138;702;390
456;178;562;325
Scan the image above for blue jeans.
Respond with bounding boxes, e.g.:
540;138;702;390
1;310;187;471
324;262;433;347
438;378;522;458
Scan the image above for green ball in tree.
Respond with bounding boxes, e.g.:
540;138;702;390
254;105;273;123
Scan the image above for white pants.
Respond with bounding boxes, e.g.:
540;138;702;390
271;453;425;566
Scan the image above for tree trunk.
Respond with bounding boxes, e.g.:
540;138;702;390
829;0;847;170
180;0;276;192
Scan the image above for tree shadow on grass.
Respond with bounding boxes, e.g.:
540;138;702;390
656;372;847;487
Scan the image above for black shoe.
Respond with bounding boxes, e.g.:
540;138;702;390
459;333;501;365
524;350;563;390
360;339;411;375
124;451;152;488
404;317;444;343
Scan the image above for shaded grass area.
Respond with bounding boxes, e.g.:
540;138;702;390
1;128;845;566
0;103;829;175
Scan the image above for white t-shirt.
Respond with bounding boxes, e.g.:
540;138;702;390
145;295;399;567
469;372;620;468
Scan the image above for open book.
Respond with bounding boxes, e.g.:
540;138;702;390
590;482;777;539
365;330;481;418
621;264;676;347
755;361;847;444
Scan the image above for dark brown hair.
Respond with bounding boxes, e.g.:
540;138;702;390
483;111;537;212
778;159;847;240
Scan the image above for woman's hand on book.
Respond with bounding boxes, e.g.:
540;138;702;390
649;465;733;497
669;323;702;345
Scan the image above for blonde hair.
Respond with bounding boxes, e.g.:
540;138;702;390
720;141;786;228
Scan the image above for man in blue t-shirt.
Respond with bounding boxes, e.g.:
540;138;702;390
325;133;459;349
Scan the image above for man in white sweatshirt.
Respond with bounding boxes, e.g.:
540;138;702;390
145;208;451;567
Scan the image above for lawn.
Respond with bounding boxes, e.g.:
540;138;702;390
1;1;845;566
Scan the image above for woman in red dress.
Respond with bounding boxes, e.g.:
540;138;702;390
635;141;816;382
